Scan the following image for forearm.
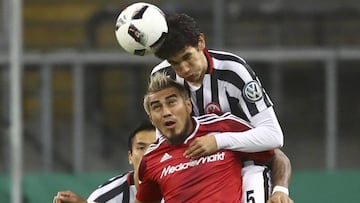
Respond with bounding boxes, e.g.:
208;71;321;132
271;149;292;188
215;128;282;152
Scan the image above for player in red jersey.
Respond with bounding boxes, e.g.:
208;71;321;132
135;72;274;203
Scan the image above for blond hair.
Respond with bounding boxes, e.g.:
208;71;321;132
143;72;190;115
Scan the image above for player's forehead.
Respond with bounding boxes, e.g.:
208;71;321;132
167;46;196;63
148;87;180;104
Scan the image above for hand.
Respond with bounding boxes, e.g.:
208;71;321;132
53;195;60;203
183;135;217;159
53;191;87;203
266;192;294;203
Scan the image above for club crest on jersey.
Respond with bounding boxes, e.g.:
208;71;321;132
243;80;263;102
205;102;223;115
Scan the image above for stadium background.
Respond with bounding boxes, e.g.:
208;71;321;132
1;0;360;202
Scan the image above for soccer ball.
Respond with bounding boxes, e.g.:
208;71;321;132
115;2;168;56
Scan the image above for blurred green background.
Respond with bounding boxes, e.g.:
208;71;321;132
1;171;360;203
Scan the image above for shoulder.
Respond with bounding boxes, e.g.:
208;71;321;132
138;138;168;176
151;60;178;81
139;138;167;170
208;50;247;66
100;171;132;187
144;136;167;156
151;60;172;75
197;112;249;124
87;171;133;201
196;113;252;131
208;50;256;80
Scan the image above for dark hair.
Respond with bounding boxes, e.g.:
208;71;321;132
155;13;201;60
127;120;155;152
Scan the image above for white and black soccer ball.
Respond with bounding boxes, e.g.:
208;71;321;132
115;2;168;56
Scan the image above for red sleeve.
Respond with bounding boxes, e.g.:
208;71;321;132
241;149;275;164
136;157;163;202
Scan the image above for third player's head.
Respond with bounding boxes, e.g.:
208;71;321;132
143;72;193;145
128;120;156;171
155;13;208;85
128;120;156;189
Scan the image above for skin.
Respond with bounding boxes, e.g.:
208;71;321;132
129;129;157;189
53;129;157;203
166;34;207;87
166;34;293;203
267;149;293;203
147;87;193;145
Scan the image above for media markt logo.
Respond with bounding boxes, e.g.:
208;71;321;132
160;152;225;178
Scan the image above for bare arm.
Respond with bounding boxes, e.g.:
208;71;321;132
53;191;87;203
271;149;291;187
267;149;294;203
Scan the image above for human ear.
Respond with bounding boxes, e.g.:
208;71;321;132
185;99;192;113
198;33;206;49
128;151;133;165
148;114;155;125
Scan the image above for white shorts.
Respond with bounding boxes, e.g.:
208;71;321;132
241;161;272;203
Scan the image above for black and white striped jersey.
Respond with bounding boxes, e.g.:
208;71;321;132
151;49;273;123
87;171;136;203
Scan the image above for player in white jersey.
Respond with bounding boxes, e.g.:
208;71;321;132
152;12;293;203
53;121;157;203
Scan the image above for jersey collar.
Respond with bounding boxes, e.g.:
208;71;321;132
184;118;200;144
203;49;214;74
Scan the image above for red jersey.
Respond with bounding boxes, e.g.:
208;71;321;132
136;113;274;203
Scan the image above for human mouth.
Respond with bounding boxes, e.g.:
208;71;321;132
185;74;196;82
164;120;176;129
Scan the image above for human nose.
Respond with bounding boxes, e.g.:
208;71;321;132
162;105;172;117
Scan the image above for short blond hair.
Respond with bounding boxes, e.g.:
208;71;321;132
143;72;190;115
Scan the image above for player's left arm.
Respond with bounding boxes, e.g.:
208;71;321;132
214;107;284;152
53;191;88;203
184;107;283;159
270;149;292;190
266;149;294;203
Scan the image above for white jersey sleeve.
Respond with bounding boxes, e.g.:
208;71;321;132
214;107;283;152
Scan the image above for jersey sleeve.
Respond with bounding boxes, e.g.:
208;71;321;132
243;149;275;164
136;157;163;202
214;107;283;152
87;172;130;202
